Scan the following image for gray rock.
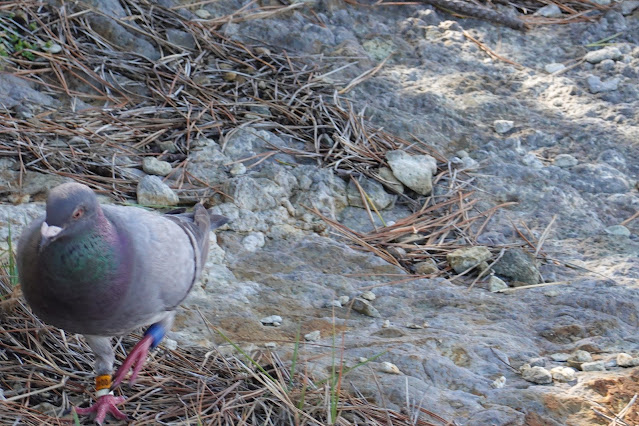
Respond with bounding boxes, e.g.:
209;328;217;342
136;175;179;206
521;153;544;169
569;164;629;194
195;9;211;18
346;177;396;210
414;259;439;275
616;353;639;367
534;4;562;17
0;74;58;109
447;246;492;274
545;63;566;73
489;276;509;292
230;163;246;176
492;248;540;285
554;154;578;168
586;75;620;93
584;47;623;63
550;353;571;362
385;150;437;195
242;232;266;251
550;367;576;382
521;365;552;384
581;361;606;372
567;350;593;369
620;0;639;14
325;300;342;308
142;157;172;176
604;225;630;237
361;291;376;301
166;29;196;49
338;296;350;305
352;298;381;318
260;315;283;326
377;167;404;194
304;330;321;341
529;357;546;367
493;120;514;134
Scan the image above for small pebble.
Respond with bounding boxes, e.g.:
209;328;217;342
492;376;506;389
586;75;620;94
164;338;178;351
584;47;623;64
529;357;546;367
143;157;172;177
361;291;376;301
338;296;350;305
382;320;391;328
489;276;509;292
230;163;246;176
304;330;321;341
325;300;342;308
352;298;381;318
534;4;562;17
581;361;606;372
521;365;552;384
414;259;439;275
550;367;576;382
616;353;639;367
567;350;592;369
260;315;283;326
43;42;62;54
545;63;566;73
493;120;514;134
195;8;211;18
137;175;179;206
358;357;368;363
264;342;277;349
550;353;571;362
522;153;544;169
380;361;403;375
406;323;423;329
554;154;578;168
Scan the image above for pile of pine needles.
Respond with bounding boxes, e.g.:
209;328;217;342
0;279;451;425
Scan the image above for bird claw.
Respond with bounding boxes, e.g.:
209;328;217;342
112;334;153;388
74;394;127;425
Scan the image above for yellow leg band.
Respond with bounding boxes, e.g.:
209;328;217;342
95;374;112;391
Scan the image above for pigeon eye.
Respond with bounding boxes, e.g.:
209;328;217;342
72;208;84;219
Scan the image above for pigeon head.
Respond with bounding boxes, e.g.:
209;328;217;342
41;182;101;247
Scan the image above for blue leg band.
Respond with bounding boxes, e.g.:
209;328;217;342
144;323;166;349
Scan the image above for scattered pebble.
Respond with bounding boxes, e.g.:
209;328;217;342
581;361;606;372
260;315;283;326
489;275;509;292
304;330;321;341
492;376;506;389
447;246;491;274
492;248;540;286
43;42;62;54
493;120;514;134
194;8;211;18
385;150;437;195
230;163;247;176
599;59;616;72
534;4;562;17
522;153;544;169
554;154;578;168
414;259;439;275
264;342;277;349
550;353;571;362
406;323;424;329
352;298;381;318
521;365;553;384
136;175;179;206
382;320;391;328
143;157;172;176
361;291;376;301
616;353;639;367
380;361;403;375
584;47;623;64
325;300;342;308
604;225;630;237
377;166;404;194
567;350;592;369
586;75;620;94
550;367;576;382
545;63;566;74
620;0;639;14
358;357;369;363
338;296;350;305
164;338;178;351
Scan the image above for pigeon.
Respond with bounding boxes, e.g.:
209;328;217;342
17;182;228;424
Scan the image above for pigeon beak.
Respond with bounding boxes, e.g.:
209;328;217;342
40;222;62;249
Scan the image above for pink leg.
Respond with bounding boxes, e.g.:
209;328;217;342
112;334;153;388
75;394;127;425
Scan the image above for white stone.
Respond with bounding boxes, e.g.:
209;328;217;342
380;361;402;374
195;9;211;18
581;361;606;372
493;120;514;134
489;276;509;292
361;291;376;301
304;330;321;341
521;366;552;384
492;376;506;388
554;154;578;168
534;4;562;17
616;353;639;367
545;63;566;73
584;47;622;63
550;367;576;382
385;150;437;195
242;232;266;252
143;157;172;176
136;175;179;206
